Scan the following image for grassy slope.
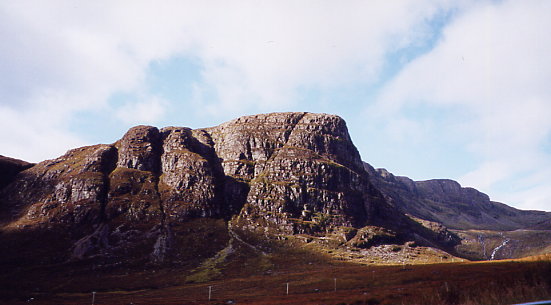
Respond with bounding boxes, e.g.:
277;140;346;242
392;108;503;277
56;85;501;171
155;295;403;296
454;229;551;260
1;229;550;305
4;260;550;305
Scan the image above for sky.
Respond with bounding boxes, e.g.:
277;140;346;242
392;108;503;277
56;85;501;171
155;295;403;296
1;0;550;211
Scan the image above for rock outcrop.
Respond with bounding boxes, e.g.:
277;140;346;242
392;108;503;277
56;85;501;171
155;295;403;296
364;162;551;259
0;113;431;265
364;163;551;231
210;113;383;234
0;155;34;190
0;112;547;268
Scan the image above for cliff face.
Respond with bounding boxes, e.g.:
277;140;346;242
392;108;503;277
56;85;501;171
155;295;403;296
0;113;380;228
364;163;551;260
3;112;433;266
209;113;383;233
363;163;551;231
1;112;545;268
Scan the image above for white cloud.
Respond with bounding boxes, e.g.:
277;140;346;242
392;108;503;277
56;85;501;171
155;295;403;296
371;0;551;210
0;104;85;162
188;0;459;114
0;0;461;162
116;96;167;125
5;1;549;211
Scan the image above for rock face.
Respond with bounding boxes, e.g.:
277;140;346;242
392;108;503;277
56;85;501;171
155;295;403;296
0;145;116;226
364;163;551;231
364;163;551;259
210;113;383;234
0;113;426;265
0;112;547;268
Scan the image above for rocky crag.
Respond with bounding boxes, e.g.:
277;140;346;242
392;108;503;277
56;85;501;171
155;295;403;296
364;163;551;260
0;112;549;270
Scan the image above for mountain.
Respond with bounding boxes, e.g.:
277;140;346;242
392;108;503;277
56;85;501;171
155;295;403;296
1;112;550;301
364;163;551;231
0;112;464;282
364;163;551;259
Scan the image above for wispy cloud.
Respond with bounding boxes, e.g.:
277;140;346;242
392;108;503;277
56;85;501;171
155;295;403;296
115;95;167;125
1;1;549;211
0;0;456;161
370;0;551;210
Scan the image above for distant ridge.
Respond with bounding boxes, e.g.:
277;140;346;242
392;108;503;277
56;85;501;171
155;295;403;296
363;162;551;231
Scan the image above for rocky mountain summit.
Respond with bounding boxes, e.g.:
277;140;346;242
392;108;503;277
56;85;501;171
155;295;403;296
0;112;549;272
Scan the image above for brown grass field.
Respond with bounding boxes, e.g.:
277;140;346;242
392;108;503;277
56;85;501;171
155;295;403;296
1;220;550;305
2;253;550;305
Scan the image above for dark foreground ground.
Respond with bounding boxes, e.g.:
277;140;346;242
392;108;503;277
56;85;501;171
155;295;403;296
1;258;550;305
